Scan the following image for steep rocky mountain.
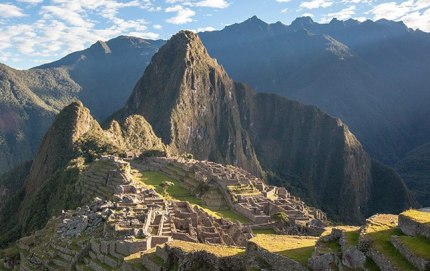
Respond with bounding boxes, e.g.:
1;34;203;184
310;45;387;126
115;31;262;177
0;101;165;246
199;16;430;167
114;30;415;223
0;37;163;175
396;142;430;207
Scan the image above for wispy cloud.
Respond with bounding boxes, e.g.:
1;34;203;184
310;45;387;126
195;0;229;8
300;0;333;9
166;5;196;24
0;3;27;18
321;6;356;22
369;0;430;31
0;0;160;66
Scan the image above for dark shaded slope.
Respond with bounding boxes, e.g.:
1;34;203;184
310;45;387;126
199;17;430;165
396;142;430;206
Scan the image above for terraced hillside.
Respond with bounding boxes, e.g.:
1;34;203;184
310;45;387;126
1;152;428;270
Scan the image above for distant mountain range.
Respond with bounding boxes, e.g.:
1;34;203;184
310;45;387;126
0;16;428;211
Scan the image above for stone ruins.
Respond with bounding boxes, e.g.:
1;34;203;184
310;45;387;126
12;155;329;271
139;157;327;235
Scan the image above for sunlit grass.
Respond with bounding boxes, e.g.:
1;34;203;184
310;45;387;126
132;170;251;223
363;214;415;271
397;235;430;260
252;228;276;235
167;240;245;257
345;230;360;246
401;209;430;224
250;234;317;265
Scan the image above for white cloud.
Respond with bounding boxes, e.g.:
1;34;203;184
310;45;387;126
369;1;412;20
302;13;314;17
197;26;216;32
153;24;162;29
281;8;288;13
300;0;333;9
0;3;26;18
369;0;430;31
342;0;372;3
321;6;356;22
195;0;229;8
166;5;195;24
0;0;160;65
402;9;430;31
276;0;291;2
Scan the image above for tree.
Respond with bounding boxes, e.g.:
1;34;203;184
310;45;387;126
159;181;174;196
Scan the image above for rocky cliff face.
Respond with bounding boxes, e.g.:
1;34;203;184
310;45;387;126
115;31;415;223
235;86;373;222
117;31;262;176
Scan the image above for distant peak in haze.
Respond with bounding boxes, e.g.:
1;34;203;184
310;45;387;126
291;16;314;28
89;40;112;54
239;15;268;27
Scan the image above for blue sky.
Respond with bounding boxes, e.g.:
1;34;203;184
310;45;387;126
1;0;429;69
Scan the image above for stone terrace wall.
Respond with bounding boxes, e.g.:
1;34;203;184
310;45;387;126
391;236;430;271
398;214;430;239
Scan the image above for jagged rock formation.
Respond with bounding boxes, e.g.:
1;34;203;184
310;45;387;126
114;30;415;223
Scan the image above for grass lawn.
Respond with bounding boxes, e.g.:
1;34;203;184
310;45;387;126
363;214;415;271
345;230;360;246
401;209;430;225
397;235;430;260
252;228;276;235
132;170;251;224
168;240;245;257
365;257;381;271
318;239;341;254
250;234;317;265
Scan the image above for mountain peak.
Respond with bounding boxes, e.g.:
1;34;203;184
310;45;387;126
89;40;112;54
290;16;314;28
25;100;98;195
168;30;201;51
